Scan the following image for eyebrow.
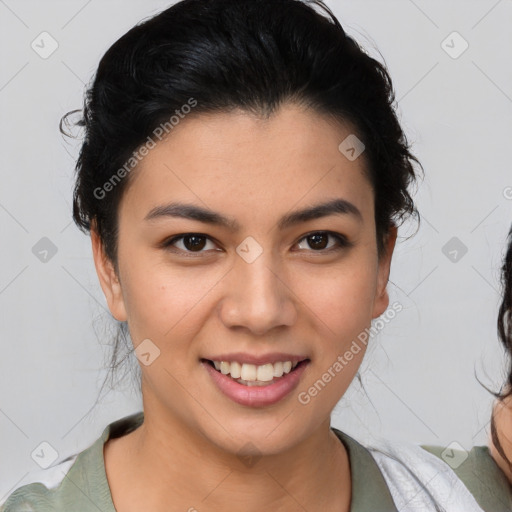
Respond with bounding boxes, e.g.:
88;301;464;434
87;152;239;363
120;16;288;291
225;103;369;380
144;198;363;231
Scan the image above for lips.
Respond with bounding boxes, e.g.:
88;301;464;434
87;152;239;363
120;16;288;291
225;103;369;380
201;357;311;407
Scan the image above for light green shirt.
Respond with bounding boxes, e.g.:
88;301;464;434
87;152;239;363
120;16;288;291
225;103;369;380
4;412;512;511
422;443;512;511
1;411;398;511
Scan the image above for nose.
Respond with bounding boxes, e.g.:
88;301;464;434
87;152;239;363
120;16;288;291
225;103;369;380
218;247;298;335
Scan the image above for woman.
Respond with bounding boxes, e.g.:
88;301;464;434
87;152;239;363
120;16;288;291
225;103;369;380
488;226;512;490
0;0;492;510
407;226;512;511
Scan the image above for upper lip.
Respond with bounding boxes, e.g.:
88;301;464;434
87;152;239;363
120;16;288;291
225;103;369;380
202;353;310;366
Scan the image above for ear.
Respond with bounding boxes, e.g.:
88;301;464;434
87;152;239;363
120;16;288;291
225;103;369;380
90;221;127;322
372;225;397;319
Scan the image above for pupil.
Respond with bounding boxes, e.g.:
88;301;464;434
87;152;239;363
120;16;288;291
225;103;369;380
309;233;327;250
182;234;329;252
184;235;206;251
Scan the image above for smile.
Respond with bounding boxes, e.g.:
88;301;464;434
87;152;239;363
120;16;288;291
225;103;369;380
201;358;310;407
210;359;299;385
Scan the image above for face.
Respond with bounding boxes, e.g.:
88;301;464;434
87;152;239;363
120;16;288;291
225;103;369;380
491;395;512;483
92;103;396;456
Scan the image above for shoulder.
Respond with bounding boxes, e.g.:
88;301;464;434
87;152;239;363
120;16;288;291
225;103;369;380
365;438;485;511
1;412;143;512
422;444;512;512
0;455;78;512
331;428;400;511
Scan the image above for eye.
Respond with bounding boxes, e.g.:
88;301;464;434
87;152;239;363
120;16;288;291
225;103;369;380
162;233;219;255
295;231;351;252
161;230;352;257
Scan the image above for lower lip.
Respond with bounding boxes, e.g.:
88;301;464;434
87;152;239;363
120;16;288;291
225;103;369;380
202;360;310;407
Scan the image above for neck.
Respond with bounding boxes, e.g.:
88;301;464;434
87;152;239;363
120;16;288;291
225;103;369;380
104;403;351;512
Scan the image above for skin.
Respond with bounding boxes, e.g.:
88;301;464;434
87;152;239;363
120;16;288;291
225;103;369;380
92;102;397;512
490;394;512;483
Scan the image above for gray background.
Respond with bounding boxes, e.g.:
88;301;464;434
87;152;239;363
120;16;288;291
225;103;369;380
1;0;512;498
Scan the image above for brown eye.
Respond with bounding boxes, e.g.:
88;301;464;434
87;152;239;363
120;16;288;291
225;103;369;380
296;231;351;252
181;235;207;251
306;233;329;250
162;231;351;257
163;233;218;254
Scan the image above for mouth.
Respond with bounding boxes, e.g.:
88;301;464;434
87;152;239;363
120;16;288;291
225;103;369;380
201;356;311;407
201;358;310;387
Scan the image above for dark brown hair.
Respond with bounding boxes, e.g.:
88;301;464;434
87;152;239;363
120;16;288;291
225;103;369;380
491;226;512;473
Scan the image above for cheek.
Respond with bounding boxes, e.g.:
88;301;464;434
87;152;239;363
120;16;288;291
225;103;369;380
295;260;378;340
119;241;378;353
119;256;225;343
293;264;377;407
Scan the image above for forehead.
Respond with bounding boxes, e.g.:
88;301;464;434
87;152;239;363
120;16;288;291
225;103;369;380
119;103;374;225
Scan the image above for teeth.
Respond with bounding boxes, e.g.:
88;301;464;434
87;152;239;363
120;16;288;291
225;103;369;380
257;364;274;382
240;363;257;381
230;361;242;379
210;359;301;382
220;361;230;375
238;379;272;386
273;361;283;377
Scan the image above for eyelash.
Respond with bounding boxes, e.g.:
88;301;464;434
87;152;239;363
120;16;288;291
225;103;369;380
161;231;352;257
